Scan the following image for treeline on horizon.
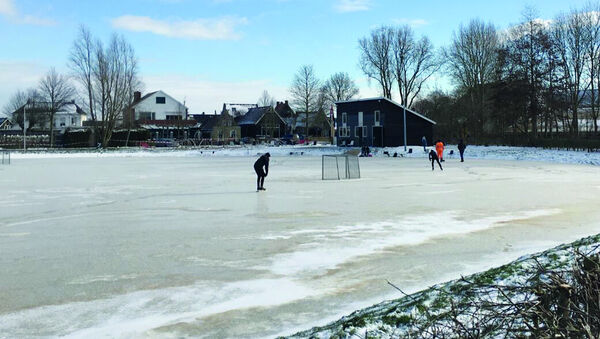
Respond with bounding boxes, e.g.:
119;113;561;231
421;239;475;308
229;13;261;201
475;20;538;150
357;3;600;146
6;3;600;149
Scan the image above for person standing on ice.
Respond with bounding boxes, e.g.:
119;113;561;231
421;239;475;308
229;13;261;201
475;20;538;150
435;140;445;162
429;149;443;171
458;139;466;162
421;136;427;152
254;152;270;191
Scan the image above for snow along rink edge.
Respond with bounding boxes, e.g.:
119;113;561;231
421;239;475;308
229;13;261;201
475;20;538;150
5;144;600;166
282;232;600;339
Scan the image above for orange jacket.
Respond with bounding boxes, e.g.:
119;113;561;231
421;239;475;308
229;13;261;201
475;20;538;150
435;141;444;151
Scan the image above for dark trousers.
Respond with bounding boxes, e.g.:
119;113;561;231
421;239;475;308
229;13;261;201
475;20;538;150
255;166;265;189
459;150;465;162
431;158;443;170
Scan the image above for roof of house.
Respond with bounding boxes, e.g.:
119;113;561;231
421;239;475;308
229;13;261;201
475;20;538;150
130;91;188;110
191;114;219;131
335;97;436;125
0;117;9;126
11;101;87;116
295;111;332;128
236;106;285;126
275;101;295;118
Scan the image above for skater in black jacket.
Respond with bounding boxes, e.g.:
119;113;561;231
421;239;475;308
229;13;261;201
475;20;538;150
429;149;443;171
254;153;270;191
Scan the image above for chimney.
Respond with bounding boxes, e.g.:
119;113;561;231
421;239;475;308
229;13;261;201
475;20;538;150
285;100;289;105
134;91;142;102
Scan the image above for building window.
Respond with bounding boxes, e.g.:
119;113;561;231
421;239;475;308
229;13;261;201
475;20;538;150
71;117;75;125
156;97;166;104
166;115;181;120
374;110;380;126
342;112;347;125
358;112;363;126
138;112;155;120
59;117;66;127
339;127;350;137
230;130;236;138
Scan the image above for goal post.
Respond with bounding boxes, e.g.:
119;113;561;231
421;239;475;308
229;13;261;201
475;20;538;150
322;154;360;180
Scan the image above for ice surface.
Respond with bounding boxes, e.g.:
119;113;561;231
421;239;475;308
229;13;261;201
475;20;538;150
1;150;600;338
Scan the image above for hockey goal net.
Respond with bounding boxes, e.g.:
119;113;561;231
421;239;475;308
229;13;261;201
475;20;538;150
322;154;360;180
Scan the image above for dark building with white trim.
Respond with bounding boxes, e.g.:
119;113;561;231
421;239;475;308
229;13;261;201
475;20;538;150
335;97;436;147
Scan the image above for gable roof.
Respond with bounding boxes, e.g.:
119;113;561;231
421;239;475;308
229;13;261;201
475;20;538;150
190;114;219;131
275;101;295;118
130;90;187;110
236;106;285;126
335;97;436;125
11;101;88;116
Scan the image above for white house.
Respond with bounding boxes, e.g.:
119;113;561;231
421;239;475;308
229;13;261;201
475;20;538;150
128;90;188;123
51;102;88;130
10;101;87;131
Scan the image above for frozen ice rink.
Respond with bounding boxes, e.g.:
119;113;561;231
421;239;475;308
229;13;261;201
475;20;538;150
1;152;600;338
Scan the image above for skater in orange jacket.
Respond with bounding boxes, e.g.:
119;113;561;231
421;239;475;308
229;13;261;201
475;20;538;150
435;140;445;162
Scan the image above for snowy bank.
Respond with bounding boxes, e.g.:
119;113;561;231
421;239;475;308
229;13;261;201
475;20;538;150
284;233;600;338
5;144;600;166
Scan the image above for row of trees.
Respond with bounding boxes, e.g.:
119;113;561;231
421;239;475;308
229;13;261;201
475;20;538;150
257;66;360;135
2;69;75;146
2;26;141;147
360;4;600;142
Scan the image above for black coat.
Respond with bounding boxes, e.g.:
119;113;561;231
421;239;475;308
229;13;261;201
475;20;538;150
254;154;269;174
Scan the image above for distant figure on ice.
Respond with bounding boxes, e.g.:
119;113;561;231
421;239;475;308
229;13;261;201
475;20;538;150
458;139;467;162
435;140;445;162
421;136;427;152
429;150;443;171
360;145;371;157
254;152;270;191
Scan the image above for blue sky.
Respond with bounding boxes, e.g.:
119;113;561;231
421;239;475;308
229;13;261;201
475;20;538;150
0;0;592;115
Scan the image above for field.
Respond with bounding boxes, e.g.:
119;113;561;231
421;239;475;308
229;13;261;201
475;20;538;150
1;151;600;338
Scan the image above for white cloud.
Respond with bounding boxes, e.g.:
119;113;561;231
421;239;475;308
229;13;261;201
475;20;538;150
0;61;49;117
0;0;16;16
20;14;56;26
143;74;289;114
393;18;430;28
0;0;55;26
334;0;372;13
111;15;248;40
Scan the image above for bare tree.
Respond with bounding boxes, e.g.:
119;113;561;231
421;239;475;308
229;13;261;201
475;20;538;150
553;10;589;135
290;65;321;135
257;90;275;107
69;28;141;147
502;7;554;136
69;25;96;125
39;68;75;147
358;26;395;99
446;19;499;135
322;72;359;107
582;5;600;133
391;26;441;108
2;89;45;131
96;34;141;147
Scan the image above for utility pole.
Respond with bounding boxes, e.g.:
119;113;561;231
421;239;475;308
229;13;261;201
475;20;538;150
330;105;335;145
23;100;27;151
403;106;407;152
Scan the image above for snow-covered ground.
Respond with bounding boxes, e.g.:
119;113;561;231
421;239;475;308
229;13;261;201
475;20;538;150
6;144;600;167
0;147;599;338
